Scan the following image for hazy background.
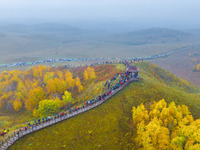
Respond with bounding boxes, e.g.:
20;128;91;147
0;0;200;32
0;0;200;66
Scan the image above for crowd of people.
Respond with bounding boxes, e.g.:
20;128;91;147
21;71;136;132
1;61;139;140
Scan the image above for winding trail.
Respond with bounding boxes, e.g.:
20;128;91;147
0;78;138;150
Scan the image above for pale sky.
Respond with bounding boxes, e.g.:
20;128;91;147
0;0;199;29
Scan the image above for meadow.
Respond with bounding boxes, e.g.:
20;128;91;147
147;44;200;87
1;26;200;66
9;62;200;150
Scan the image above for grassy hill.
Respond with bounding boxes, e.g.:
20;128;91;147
9;62;200;150
108;28;194;45
0;23;92;35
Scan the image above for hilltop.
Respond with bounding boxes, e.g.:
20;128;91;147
9;62;200;150
108;28;193;45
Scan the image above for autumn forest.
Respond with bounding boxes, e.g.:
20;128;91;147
0;65;96;117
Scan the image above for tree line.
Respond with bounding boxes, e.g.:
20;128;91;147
0;65;96;117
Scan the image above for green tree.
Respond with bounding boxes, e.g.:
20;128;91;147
37;99;60;117
62;91;74;104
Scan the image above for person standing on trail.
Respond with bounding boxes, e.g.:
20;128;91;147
48;116;51;120
108;80;110;90
17;131;19;137
1;131;4;137
38;119;41;124
34;120;37;125
42;117;45;123
4;129;8;135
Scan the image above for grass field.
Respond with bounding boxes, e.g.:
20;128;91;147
147;44;200;87
9;62;200;150
0;34;190;64
1;26;200;65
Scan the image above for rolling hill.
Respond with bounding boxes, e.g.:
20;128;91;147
107;28;194;45
0;23;92;35
9;62;200;150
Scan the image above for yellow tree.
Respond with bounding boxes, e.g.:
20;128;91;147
46;78;66;98
62;90;74;104
132;99;197;150
25;87;46;112
56;70;64;79
13;99;23;111
75;77;83;93
44;72;54;83
65;70;75;89
46;78;57;95
83;70;88;81
86;67;96;79
16;82;28;103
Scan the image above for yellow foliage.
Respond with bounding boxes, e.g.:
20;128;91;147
65;70;75;89
132;99;198;150
62;91;74;104
86;67;96;79
75;77;83;93
25;87;46;112
13;99;23;111
83;70;88;81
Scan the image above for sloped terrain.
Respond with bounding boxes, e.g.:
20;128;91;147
110;28;194;45
0;64;123;138
9;62;200;150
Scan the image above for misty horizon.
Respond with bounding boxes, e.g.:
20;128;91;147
0;0;200;32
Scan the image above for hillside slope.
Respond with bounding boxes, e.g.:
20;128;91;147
9;62;200;150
